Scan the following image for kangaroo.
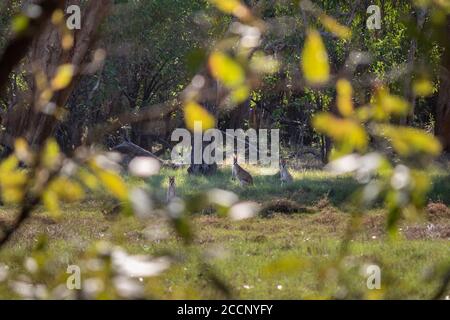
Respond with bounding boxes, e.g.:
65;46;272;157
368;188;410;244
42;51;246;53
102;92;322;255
232;154;253;186
166;176;176;202
279;158;293;186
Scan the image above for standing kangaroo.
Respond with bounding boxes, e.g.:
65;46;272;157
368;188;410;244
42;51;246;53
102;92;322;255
279;159;293;185
166;176;176;202
232;154;253;186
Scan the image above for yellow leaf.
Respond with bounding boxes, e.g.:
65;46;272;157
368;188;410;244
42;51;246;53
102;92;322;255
97;170;128;201
209;0;252;21
39;88;54;104
209;52;245;88
301;30;330;86
42;190;61;218
372;87;410;120
313;113;367;152
62;34;74;50
41;139;61;169
413;78;434;97
0;155;19;173
231;85;250;104
184;101;216;132
51;10;65;25
14;138;32;164
377;125;442;156
51;64;74;91
0;171;27;188
78;169;100;190
50;177;85;202
2;188;24;204
319;14;352;40
336;79;353;117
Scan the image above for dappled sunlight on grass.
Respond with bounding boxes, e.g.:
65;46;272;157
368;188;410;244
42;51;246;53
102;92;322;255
146;167;450;211
0;167;448;299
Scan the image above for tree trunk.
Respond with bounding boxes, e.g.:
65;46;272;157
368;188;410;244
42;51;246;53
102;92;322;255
402;8;427;125
435;17;450;152
187;77;219;175
1;0;111;151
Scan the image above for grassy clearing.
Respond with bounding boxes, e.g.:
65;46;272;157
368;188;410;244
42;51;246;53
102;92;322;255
0;167;449;299
149;165;450;208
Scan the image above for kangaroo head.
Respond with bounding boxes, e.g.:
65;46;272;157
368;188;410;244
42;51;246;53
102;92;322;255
169;176;175;185
280;158;287;169
233;153;238;165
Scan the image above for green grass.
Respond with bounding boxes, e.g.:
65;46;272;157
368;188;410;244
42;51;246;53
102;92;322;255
0;167;449;299
149;165;450;208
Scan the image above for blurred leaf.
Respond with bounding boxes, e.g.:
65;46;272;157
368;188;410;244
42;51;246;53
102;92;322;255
186;48;207;75
209;0;252;21
372;87;410;120
410;170;431;208
313;113;368;153
172;216;193;244
78;168;100;190
0;171;27;188
51;64;75;91
185;193;210;213
1;188;24;204
250;52;280;74
51;9;65;25
209;51;245;88
336;79;353;117
230;85;250;104
41;139;61;170
0;155;27;204
184;101;216;132
97;170;128;201
12;15;29;33
319;14;352;40
301;29;330;86
51;177;85;202
377;125;442;156
0;155;19;173
14;138;33;164
228;201;260;220
262;255;308;277
62;34;74;51
42;190;60;218
200;263;233;298
413;78;434;97
386;201;401;235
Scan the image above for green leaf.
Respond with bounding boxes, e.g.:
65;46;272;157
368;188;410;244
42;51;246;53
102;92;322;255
12;15;29;33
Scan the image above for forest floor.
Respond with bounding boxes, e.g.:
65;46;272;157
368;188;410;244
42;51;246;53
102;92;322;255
0;167;449;299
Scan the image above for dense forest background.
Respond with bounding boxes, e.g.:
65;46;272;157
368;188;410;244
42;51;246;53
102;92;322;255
1;0;449;162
